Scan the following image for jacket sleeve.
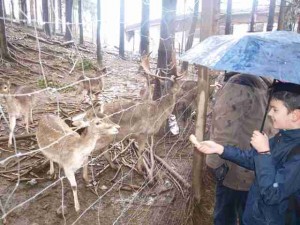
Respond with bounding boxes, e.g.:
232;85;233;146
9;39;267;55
255;154;300;205
220;145;256;170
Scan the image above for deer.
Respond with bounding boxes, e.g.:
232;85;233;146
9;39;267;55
73;54;184;176
36;114;120;212
76;67;106;102
0;79;36;147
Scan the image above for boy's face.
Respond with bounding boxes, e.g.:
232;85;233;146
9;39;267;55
268;99;294;130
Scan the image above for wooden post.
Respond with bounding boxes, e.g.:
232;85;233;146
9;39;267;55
192;0;217;205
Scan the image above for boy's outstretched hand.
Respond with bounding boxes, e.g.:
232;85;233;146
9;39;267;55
189;134;224;155
250;130;270;154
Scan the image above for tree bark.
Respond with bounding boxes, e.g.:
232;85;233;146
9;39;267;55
277;0;286;30
153;0;177;100
64;0;73;41
225;0;232;34
267;0;276;31
119;0;125;58
96;0;102;66
58;0;63;33
181;0;199;71
78;0;83;44
51;0;56;34
140;0;150;55
249;0;258;32
0;0;10;59
42;0;51;36
10;0;15;19
30;0;35;25
19;0;28;25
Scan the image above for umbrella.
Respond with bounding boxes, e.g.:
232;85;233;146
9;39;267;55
180;31;300;85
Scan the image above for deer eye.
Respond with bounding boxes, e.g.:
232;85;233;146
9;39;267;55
3;86;7;90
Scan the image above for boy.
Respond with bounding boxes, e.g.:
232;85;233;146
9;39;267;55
190;82;300;225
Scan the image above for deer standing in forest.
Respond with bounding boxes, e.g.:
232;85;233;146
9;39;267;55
36;114;119;212
73;54;184;175
0;79;36;147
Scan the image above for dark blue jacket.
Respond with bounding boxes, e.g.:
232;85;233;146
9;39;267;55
221;128;300;225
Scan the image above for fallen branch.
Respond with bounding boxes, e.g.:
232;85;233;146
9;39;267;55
153;153;191;189
26;33;53;45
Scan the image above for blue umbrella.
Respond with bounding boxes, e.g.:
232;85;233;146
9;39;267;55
180;31;300;85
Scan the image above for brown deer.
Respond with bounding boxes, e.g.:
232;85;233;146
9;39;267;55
0;79;36;147
76;67;106;101
74;54;184;173
36;114;119;212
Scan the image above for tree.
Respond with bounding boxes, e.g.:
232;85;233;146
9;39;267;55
64;0;73;41
153;0;177;100
96;0;102;66
50;0;56;34
181;0;199;71
267;0;276;31
78;0;83;44
19;0;28;25
42;0;51;36
30;0;35;24
58;0;63;33
119;0;125;58
249;0;258;32
225;0;232;34
140;0;150;55
277;0;286;30
0;0;10;59
10;0;15;19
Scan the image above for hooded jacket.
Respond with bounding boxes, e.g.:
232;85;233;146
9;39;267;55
221;129;300;225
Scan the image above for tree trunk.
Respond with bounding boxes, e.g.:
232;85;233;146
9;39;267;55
10;0;15;19
0;0;10;59
42;0;51;36
78;0;83;44
267;0;276;31
119;0;125;58
153;0;177;100
181;0;199;72
64;0;73;41
51;0;56;34
34;0;37;25
277;0;286;30
96;0;102;66
58;0;63;33
19;0;28;25
225;0;232;34
30;0;35;25
297;15;300;33
140;0;150;55
249;0;258;32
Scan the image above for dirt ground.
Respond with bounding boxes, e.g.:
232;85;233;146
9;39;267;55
0;24;215;225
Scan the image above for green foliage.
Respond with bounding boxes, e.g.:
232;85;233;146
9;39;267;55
78;58;95;70
37;79;75;93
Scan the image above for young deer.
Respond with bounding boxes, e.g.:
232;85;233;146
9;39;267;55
74;54;184;173
76;67;106;101
36;114;119;212
0;79;36;147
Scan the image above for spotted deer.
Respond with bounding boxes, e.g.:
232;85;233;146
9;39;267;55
73;54;184;173
0;79;36;147
36;114;119;211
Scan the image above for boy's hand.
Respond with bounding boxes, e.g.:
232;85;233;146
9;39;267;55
189;135;224;155
250;130;270;153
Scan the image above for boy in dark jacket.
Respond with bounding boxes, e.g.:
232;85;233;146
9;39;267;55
191;82;300;225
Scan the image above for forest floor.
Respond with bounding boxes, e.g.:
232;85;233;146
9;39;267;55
0;23;215;225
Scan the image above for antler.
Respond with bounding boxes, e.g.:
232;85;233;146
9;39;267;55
140;54;174;82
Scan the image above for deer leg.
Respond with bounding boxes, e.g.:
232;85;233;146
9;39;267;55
24;112;29;133
8;116;16;147
30;106;33;124
104;151;118;170
64;169;80;212
136;137;146;173
82;157;89;183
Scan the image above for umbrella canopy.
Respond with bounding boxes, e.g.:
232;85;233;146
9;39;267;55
180;31;300;85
